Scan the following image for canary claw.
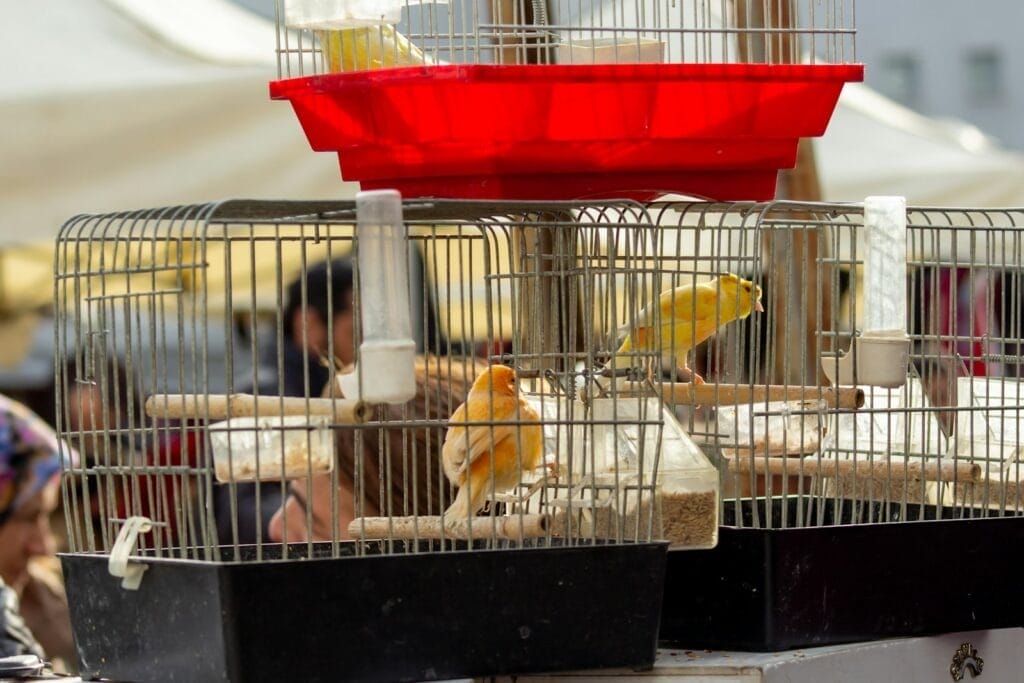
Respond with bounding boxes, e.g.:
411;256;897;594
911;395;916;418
517;463;562;500
539;458;563;479
675;365;704;385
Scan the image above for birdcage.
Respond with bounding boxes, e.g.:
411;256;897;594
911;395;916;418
269;0;862;200
52;196;766;681
606;198;1024;651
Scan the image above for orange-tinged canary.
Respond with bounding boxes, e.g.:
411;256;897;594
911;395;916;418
442;365;543;519
614;273;764;383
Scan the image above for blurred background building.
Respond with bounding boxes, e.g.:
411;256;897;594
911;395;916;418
855;0;1024;151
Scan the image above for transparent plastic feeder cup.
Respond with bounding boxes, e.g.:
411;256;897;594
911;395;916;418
526;395;719;549
821;331;911;389
208;415;334;483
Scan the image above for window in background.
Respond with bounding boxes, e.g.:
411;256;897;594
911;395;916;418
877;53;921;108
965;48;1004;104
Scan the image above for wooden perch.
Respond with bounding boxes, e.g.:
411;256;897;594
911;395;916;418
145;393;369;424
348;514;550;541
726;455;982;484
622;382;864;410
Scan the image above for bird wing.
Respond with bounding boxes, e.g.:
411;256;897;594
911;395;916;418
662;286;729;346
619;282;715;337
670;284;719;324
644;285;719;339
442;397;521;481
460;424;517;473
441;402;468;484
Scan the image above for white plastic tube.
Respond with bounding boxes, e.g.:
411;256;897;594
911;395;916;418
863;196;907;334
338;190;416;404
822;197;910;388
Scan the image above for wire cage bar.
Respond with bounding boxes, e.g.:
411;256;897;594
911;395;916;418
54;199;1024;559
674;202;1024;528
274;0;858;76
55;199;721;565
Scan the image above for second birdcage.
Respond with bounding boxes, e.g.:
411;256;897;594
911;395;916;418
625;199;1024;651
270;0;862;200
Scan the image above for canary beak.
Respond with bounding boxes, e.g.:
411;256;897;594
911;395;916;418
755;300;764;313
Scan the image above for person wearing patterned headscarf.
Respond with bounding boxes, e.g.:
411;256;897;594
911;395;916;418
0;394;76;671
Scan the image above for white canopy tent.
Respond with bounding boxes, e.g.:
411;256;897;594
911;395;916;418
816;81;1024;207
1;0;356;248
4;0;1024;251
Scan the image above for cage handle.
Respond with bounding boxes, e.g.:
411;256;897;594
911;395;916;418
108;516;153;591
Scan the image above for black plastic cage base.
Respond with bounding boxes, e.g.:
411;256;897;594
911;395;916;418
62;539;667;682
660;497;1024;651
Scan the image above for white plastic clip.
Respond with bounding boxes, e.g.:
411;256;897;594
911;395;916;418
108;516;153;591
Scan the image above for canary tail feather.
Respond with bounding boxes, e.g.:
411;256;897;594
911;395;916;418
444;483;487;520
611;327;652;372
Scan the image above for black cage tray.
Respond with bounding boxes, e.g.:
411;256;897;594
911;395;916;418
62;539;667;682
660;497;1024;651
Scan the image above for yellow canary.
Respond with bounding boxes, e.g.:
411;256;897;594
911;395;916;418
614;273;764;383
316;26;437;73
442;365;544;519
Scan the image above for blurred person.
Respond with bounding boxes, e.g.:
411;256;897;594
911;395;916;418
62;358;139;545
64;358;203;551
269;355;486;543
0;576;44;661
0;393;76;671
278;257;356;397
217;258;355;546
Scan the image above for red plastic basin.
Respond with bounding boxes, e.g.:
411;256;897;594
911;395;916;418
270;62;863;201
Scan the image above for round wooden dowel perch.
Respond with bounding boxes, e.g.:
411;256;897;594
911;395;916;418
348;514;551;541
144;393;369;424
623;383;864;409
726;455;982;483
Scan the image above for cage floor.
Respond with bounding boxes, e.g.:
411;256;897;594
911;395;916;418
62;539;667;682
270;62;863;201
660;497;1024;651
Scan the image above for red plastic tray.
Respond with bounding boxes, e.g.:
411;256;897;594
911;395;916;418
270;63;863;201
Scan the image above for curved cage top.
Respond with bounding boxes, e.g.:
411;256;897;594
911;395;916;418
275;0;858;75
269;0;862;201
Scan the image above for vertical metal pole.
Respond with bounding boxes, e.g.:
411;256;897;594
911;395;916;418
514;211;583;380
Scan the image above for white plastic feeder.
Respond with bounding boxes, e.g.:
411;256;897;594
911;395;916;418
556;37;665;64
338;190;417;405
208;415;335;483
822;196;911;389
284;0;404;28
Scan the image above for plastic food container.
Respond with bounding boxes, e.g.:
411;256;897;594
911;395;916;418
208;415;334;482
555;37;665;64
525;395;719;549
